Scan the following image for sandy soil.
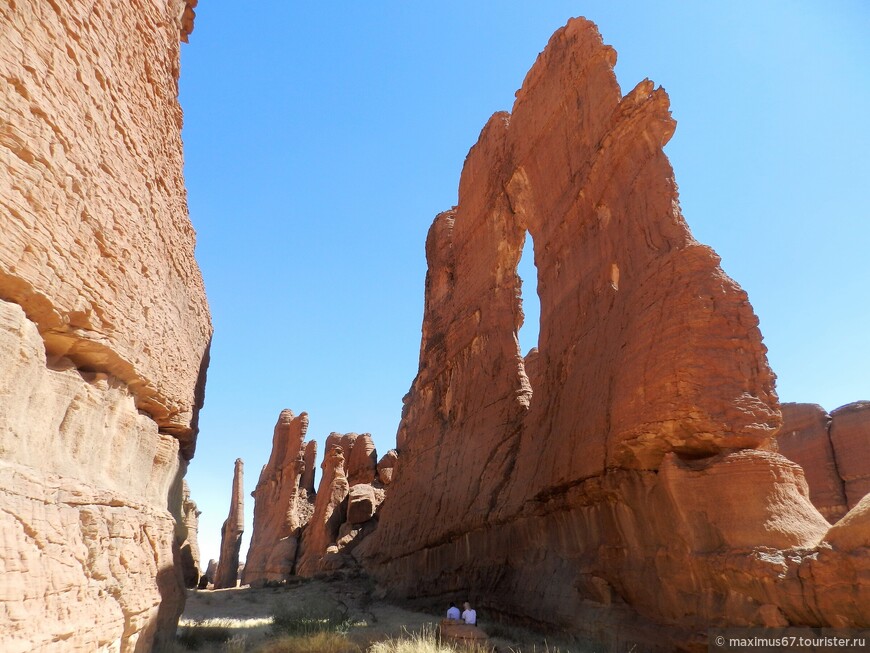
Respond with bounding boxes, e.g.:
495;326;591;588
176;575;445;652
173;575;607;653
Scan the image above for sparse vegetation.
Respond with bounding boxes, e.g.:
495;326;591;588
270;598;351;638
255;631;356;653
369;625;490;653
175;618;234;650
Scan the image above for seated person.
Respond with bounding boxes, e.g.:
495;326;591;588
446;602;461;620
461;601;477;625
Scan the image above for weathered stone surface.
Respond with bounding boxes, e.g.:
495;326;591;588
347;484;378;524
204;559;217;585
301;439;318;496
214;459;244;589
244;410;316;585
347;433;378;485
179;480;202;589
1;3;210;647
826;494;870;552
358;17;870;647
830;402;870;509
296;446;350;577
0;300;188;651
0;0;211;449
377;450;399;486
776;403;847;521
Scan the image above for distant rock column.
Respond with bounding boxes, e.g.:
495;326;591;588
214;459;244;589
204;559;217;586
243;410;316;585
179;480;203;588
296;446;350;576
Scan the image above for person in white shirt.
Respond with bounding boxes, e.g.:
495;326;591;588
461;601;477;625
446;602;461;620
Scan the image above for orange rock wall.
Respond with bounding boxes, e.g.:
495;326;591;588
777;403;848;521
0;1;209;650
777;402;870;522
359;18;870;648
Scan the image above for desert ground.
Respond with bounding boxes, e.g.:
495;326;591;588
163;574;632;653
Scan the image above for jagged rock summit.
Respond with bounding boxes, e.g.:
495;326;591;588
0;1;209;651
358;17;870;649
243;410;316;586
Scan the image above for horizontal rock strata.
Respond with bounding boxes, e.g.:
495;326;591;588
0;0;211;650
358;17;870;649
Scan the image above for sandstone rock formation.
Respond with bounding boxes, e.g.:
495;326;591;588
830;402;870;509
347;433;378;485
179;480;203;589
346;484;378;524
777;403;848;521
204;559;218;587
243;410;317;586
246;421;390;579
377;450;399;486
776;402;870;522
0;1;210;651
214;459;244;589
296;445;350;576
301;439;318;496
358;17;870;649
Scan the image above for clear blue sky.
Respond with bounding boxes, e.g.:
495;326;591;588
179;1;869;569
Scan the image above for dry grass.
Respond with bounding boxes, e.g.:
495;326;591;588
255;632;357;653
369;625;491;653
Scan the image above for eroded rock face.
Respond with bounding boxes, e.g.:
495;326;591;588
0;1;210;650
347;433;378;485
0;0;210;450
377;449;398;486
179;480;203;589
777;403;848;521
243;410;316;586
214;459;244;589
296;446;350;577
830;402;870;509
358;17;869;648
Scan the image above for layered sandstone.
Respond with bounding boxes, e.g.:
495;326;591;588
776;403;848;521
830;402;870;509
776;402;870;521
214;459;244;589
243;410;316;586
358;17;870;648
0;1;209;650
296;446;350;576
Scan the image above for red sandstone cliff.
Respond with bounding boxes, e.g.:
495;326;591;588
0;1;210;650
777;402;870;522
358;18;870;649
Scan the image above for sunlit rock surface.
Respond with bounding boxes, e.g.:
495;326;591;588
0;1;210;649
243;410;316;586
358;17;870;649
